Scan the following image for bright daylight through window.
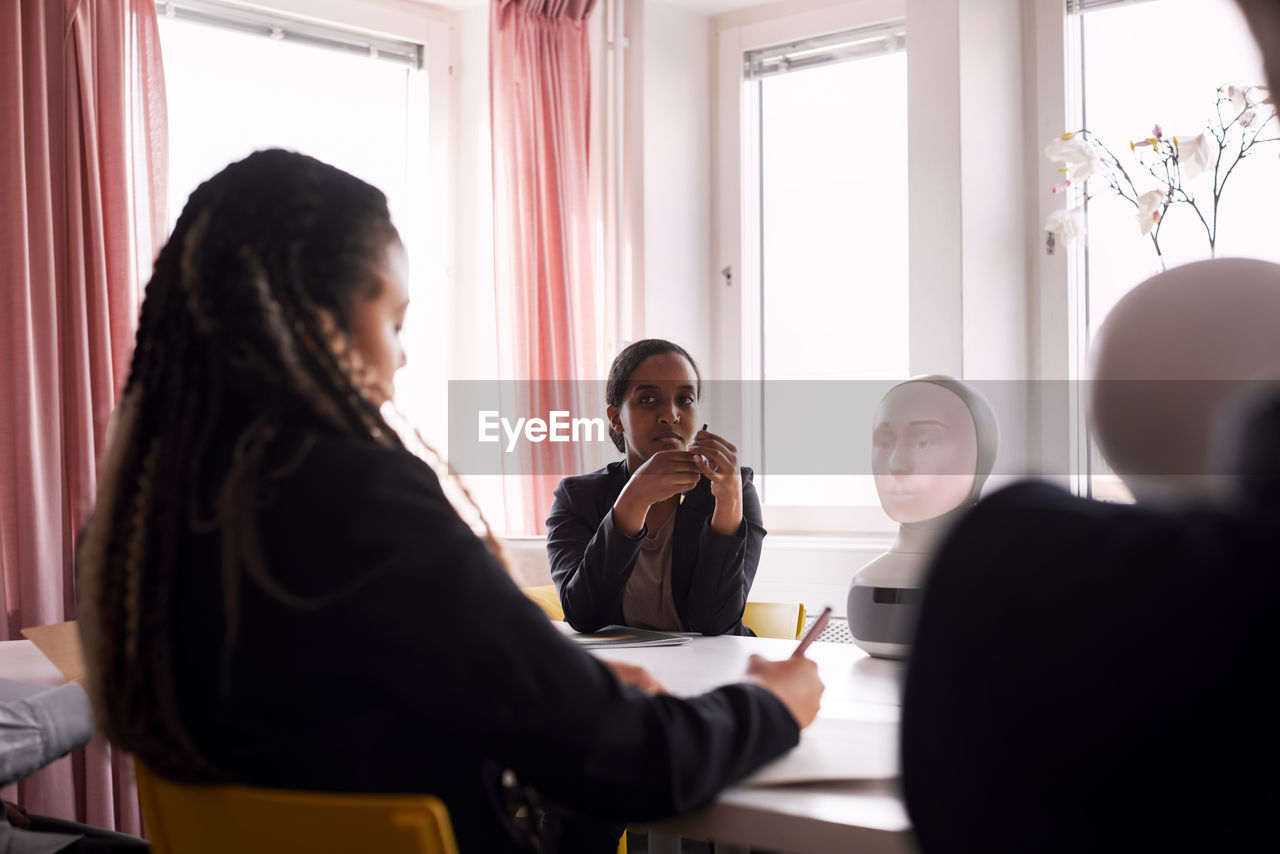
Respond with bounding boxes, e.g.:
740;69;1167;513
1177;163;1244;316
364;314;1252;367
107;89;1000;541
750;25;908;513
1063;0;1279;499
156;2;438;433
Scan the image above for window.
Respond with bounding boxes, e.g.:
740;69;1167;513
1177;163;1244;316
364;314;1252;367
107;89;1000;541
716;5;912;535
158;1;440;421
1065;0;1276;499
750;25;908;513
158;2;426;251
156;0;477;496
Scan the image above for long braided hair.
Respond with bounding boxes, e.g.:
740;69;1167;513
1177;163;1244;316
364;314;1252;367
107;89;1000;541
78;150;503;779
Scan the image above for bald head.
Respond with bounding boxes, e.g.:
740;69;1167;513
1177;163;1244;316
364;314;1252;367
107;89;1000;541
1090;258;1280;503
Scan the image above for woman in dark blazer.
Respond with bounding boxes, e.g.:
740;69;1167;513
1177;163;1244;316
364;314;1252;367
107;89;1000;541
546;339;766;636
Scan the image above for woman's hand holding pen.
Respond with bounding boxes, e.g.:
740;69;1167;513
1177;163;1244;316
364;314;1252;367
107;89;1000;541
745;654;824;728
613;451;701;536
750;608;829;727
688;428;743;536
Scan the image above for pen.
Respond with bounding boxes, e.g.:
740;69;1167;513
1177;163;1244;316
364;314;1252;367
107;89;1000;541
792;606;833;658
680;423;709;505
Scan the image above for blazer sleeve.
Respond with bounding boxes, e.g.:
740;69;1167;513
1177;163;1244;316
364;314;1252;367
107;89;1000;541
682;469;767;636
350;461;800;822
545;476;645;632
0;683;94;787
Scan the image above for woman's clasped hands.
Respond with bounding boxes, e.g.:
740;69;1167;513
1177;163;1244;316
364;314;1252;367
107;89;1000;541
614;427;744;537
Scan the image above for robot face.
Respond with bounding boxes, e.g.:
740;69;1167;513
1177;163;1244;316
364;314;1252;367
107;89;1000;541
872;382;978;524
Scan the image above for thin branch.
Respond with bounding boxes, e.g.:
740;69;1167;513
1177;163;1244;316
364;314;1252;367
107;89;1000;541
1176;189;1214;246
1214;95;1230;142
1216;147;1248;206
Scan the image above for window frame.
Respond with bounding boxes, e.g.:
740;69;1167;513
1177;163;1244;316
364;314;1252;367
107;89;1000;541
1029;0;1090;500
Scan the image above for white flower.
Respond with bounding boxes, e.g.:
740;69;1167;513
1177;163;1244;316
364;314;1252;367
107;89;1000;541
1044;206;1086;243
1226;85;1249;114
1135;190;1165;235
1044;135;1105;181
1044;135;1087;161
1224;84;1266;113
1177;133;1213;179
1241;107;1259;128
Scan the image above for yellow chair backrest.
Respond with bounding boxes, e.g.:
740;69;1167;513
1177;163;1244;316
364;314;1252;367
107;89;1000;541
742;601;807;640
523;584;565;621
135;762;459;854
527;587;805;641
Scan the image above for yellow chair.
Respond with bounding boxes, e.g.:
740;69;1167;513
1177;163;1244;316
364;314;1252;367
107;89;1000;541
529;587;805;641
742;601;807;640
135;762;460;854
523;584;565;621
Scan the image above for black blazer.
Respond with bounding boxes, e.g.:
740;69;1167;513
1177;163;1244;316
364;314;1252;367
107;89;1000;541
902;481;1280;852
170;430;797;854
545;461;766;636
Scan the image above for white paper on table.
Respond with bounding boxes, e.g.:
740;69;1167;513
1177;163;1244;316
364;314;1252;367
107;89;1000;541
740;717;899;786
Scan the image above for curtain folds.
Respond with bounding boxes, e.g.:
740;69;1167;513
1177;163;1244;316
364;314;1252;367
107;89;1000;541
1;0;166;834
490;0;601;535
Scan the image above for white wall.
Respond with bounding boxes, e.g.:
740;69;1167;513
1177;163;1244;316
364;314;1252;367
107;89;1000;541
449;5;498;385
640;2;716;374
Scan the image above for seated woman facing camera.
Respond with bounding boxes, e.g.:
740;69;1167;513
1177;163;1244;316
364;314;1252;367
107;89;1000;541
546;340;765;635
76;152;822;854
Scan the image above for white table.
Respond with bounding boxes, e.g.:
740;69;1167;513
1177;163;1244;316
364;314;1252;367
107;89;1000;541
0;639;69;686
573;630;916;854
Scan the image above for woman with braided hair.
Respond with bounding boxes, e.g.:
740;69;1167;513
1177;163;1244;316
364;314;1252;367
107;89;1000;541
77;150;822;853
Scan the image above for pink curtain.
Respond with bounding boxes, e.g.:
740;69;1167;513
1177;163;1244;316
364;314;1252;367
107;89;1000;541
491;0;601;535
0;0;166;833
